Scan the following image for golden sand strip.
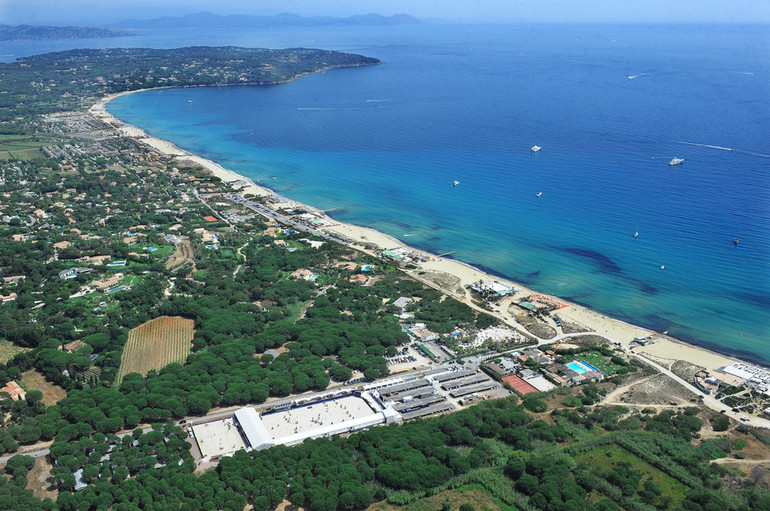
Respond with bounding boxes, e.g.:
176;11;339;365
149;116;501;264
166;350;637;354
89;94;741;376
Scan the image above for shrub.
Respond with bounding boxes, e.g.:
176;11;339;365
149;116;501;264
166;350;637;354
711;416;730;432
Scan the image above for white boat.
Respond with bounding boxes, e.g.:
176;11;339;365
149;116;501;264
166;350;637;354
451;180;460;187
668;157;684;166
536;192;542;197
633;232;639;238
531;145;542;153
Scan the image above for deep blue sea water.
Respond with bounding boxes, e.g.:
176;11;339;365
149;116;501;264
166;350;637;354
3;24;767;363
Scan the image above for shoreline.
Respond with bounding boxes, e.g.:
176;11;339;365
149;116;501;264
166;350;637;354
89;91;768;422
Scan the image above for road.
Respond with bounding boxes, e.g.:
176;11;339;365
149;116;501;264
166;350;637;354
0;424;164;466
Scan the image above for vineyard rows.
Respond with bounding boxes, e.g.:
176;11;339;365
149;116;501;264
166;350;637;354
116;316;194;385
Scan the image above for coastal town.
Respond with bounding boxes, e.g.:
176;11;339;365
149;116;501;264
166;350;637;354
0;44;768;511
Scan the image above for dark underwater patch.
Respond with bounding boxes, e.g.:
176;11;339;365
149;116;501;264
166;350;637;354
557;246;623;274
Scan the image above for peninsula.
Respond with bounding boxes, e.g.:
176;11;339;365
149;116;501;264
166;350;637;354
0;46;768;510
0;25;135;41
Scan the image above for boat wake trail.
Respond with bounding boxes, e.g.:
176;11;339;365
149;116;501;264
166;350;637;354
676;141;770;158
627;73;649;80
677;141;733;151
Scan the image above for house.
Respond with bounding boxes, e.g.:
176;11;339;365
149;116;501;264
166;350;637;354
290;269;318;282
59;267;93;280
486;362;509;377
64;340;84;353
193;228;219;244
1;292;17;303
469;280;517;296
0;381;26;401
520;348;553;366
53;240;72;250
410;328;438;342
381;250;405;262
11;234;28;242
77;255;111;265
335;262;357;271
393;297;413;309
349;274;367;284
2;275;26;285
91;275;123;291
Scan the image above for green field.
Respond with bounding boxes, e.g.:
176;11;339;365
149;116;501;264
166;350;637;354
576;444;687;505
0;147;45;161
146;245;174;259
0;137;55;161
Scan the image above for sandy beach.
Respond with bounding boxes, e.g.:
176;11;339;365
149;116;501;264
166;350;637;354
90;93;743;377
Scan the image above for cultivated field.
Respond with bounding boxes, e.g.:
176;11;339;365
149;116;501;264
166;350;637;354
165;240;195;271
116;316;194;385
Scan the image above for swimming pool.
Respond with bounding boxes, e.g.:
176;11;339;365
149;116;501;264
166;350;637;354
567;361;601;374
567;362;587;374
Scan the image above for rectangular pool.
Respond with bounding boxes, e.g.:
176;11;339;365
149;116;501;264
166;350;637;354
567;362;587;374
567;361;601;374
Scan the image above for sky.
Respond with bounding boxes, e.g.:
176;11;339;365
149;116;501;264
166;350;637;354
1;0;768;25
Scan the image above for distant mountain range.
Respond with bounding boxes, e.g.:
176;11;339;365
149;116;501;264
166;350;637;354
110;12;421;30
0;25;134;41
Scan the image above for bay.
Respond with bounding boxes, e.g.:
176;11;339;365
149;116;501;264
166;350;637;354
10;23;765;363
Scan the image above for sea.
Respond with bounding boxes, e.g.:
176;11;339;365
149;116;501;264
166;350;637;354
2;23;768;364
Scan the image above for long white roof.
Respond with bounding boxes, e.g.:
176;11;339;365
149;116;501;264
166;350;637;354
234;407;274;451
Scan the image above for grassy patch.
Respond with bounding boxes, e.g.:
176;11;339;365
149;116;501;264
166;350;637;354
285;300;312;323
0;148;45;161
20;370;67;406
0;339;32;364
25;456;57;502
146;245;174;259
575;444;687;505
368;485;510;511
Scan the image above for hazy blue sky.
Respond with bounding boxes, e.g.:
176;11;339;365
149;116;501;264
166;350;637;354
1;0;768;25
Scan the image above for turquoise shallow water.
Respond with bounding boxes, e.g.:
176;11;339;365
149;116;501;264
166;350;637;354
100;23;769;364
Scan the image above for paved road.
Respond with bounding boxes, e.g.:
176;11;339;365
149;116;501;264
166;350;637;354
0;446;50;465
